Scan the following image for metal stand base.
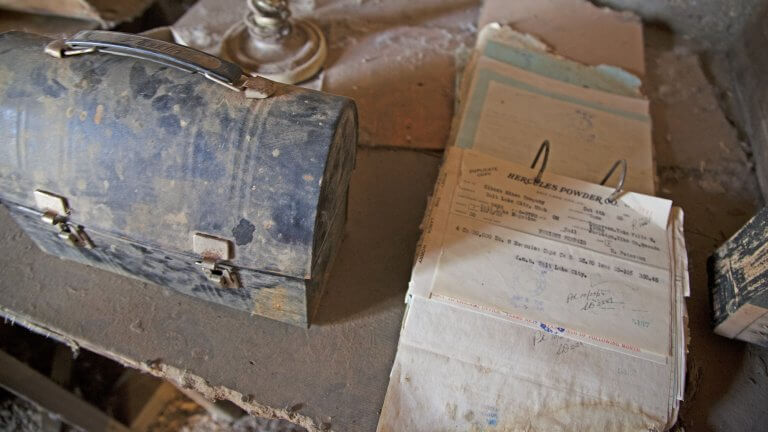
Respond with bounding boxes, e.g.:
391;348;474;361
220;19;326;84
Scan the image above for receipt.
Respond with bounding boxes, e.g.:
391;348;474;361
451;150;671;268
427;148;674;362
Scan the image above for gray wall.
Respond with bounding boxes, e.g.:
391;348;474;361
728;6;768;199
594;0;767;50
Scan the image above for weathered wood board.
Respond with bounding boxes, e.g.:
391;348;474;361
710;206;768;346
0;350;129;432
0;148;442;432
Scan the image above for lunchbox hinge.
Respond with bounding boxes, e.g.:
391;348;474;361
193;233;240;289
34;190;94;249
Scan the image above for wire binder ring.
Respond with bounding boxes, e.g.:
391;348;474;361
530;140;550;184
600;160;627;202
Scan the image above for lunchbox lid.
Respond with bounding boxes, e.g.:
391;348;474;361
0;31;357;281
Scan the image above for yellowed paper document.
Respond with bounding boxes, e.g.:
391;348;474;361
429;149;673;361
452;26;655;194
381;148;688;431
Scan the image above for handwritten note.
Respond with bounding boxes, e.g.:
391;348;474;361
428;149;674;362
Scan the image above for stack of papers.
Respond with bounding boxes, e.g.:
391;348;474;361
377;24;689;432
450;24;655;194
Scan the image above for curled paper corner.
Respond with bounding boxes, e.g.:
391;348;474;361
476;23;644;97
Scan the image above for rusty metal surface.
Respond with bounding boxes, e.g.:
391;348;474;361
0;31;357;325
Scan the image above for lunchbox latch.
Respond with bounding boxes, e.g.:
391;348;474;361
193;233;240;289
34;190;94;249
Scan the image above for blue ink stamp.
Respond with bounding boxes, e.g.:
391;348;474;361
484;406;499;427
539;323;565;335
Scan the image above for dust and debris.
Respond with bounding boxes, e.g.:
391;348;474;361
445;402;457;420
644;25;767;430
94;104;104;125
134;357;325;430
285;404;303;413
130;319;144;334
163;210;189;225
463;410;475;422
594;0;765;51
0;390;46;432
141;395;307;432
649;31;758;200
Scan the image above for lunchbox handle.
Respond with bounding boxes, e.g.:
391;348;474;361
44;30;276;99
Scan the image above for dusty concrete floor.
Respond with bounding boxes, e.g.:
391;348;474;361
644;27;768;431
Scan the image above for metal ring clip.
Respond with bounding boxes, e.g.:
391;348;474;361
530;140;550;184
600;160;627;202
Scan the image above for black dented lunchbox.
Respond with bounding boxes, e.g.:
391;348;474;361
0;31;357;327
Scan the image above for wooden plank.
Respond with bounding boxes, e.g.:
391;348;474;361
0;148;442;432
710;206;768;347
109;369;181;432
0;350;129;432
173;386;242;422
129;382;180;431
49;345;73;388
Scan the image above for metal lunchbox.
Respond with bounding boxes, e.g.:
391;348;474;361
0;31;357;327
